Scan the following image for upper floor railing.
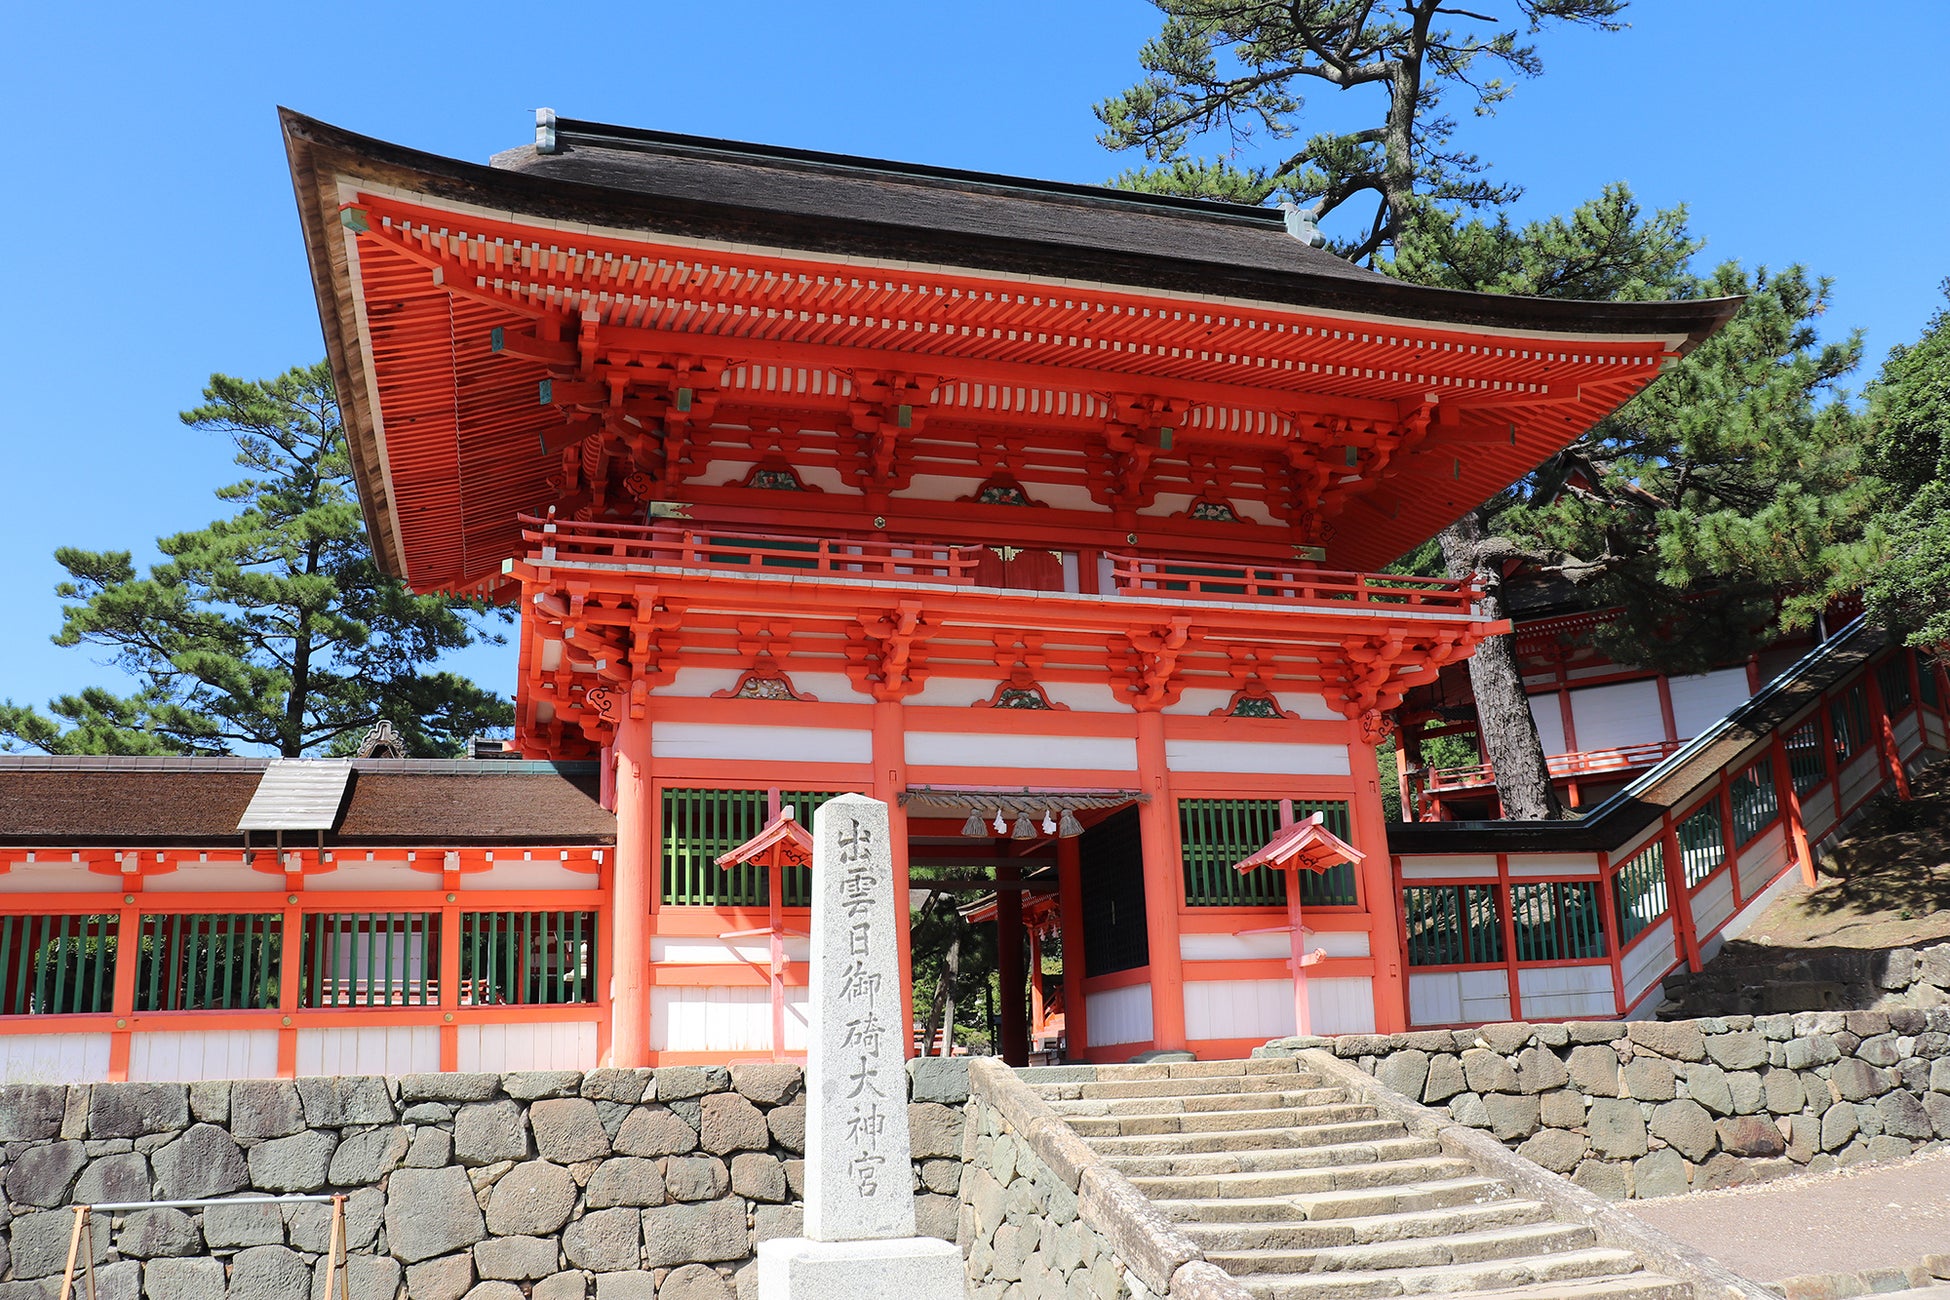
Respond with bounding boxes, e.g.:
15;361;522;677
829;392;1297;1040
518;516;1485;616
1413;738;1687;800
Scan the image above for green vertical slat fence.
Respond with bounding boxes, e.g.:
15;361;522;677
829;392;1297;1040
1611;841;1669;945
460;911;598;1006
1402;885;1503;967
0;915;120;1016
299;914;438;1009
1178;798;1356;908
1730;759;1779;847
1677;803;1726;888
1786;720;1826;794
133;913;281;1012
1510;881;1607;962
662;788;844;907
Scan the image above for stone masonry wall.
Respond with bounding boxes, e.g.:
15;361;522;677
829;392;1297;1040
1260;1009;1950;1200
1662;938;1950;1019
958;1059;1246;1300
0;1065;966;1300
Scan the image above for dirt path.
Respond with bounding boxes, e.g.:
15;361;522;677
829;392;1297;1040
1626;1148;1950;1281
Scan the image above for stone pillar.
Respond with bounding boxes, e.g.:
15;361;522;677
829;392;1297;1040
1134;709;1186;1052
759;793;961;1299
610;716;653;1067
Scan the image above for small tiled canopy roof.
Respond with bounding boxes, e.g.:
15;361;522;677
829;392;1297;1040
0;757;614;847
1231;812;1364;875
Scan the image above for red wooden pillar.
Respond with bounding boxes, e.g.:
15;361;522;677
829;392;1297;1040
1055;835;1088;1058
1349;720;1408;1033
610;716;654;1066
996;863;1027;1067
278;873;303;1077
1772;732;1817;888
108;879;140;1082
1660;813;1702;972
871;699;917;1058
1656;678;1680;744
1866;665;1913;801
1134;709;1187;1052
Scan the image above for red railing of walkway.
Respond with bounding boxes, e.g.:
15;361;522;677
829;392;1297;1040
1420;739;1688;794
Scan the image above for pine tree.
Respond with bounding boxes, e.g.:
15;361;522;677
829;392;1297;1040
0;363;513;757
1859;282;1950;650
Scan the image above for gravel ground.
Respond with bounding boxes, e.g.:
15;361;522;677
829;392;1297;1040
1627;1148;1950;1282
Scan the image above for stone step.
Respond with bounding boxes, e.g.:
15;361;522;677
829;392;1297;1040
1207;1221;1598;1276
1128;1155;1479;1202
1228;1248;1645;1300
1082;1118;1410;1156
1031;1073;1327;1101
1064;1102;1379;1137
1016;1056;1303;1083
1047;1087;1348;1117
1330;1274;1695;1300
1178;1200;1561;1253
1153;1176;1512;1224
1103;1135;1444;1178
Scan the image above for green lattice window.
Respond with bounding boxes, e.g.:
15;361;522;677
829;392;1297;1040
301;913;439;1008
1179;798;1356;908
1730;759;1779;848
1509;882;1607;961
1611;841;1669;945
1677;802;1726;889
1878;658;1914;716
1402;885;1503;967
0;914;117;1015
661;788;844;906
1080;807;1148;976
459;911;597;1005
135;914;282;1012
1785;719;1827;795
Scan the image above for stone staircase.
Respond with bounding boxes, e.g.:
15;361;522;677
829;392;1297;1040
1019;1056;1694;1300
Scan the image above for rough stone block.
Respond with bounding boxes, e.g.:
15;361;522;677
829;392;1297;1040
406;1254;476;1300
613;1104;698;1157
659;1264;735;1300
918;1158;962;1196
641;1200;747;1269
1648;1099;1715;1162
455;1100;530;1166
906;1103;963;1159
386;1166;488;1263
563;1207;644;1272
1727;1071;1765;1115
532;1273;585;1300
584;1157;667;1208
1460;1048;1516;1094
151;1123;248;1199
485;1159;578;1236
227;1245;310;1300
577;1069;652;1104
652;1066;728;1100
1586;1097;1649;1158
1628;1020;1706;1061
665;1155;731;1201
406;1127;453;1168
1515;1128;1586;1173
699;1092;769;1155
401;1073;501;1103
503;1072;583;1101
72;1151;147;1206
1716;1115;1786;1157
8;1209;108;1279
204;1202;286;1250
0;1086;69;1141
295;1075;396;1126
755;1205;805;1243
592;1273;655;1300
1867;1134;1915;1162
1763;1068;1806;1114
903;1057;966;1106
1634;1148;1689;1198
754;1236;965;1300
1077;1167;1199;1297
730;1063;802;1107
1621;1057;1677;1101
1821;1102;1861;1151
475;1236;560;1281
1877;1090;1935;1139
1571;1158;1631;1200
289;1188;382;1254
1685;1063;1734;1116
231;1080;307;1140
6;1141;87;1208
119;1208;202;1259
1539;1090;1586;1129
329;1125;411;1185
1833;1058;1893;1101
89;1084;188;1139
731;1151;788;1202
142;1257;224;1300
530;1098;611;1164
1477;1023;1533;1054
1374;1050;1429;1100
1514;1046;1570;1095
1422;1054;1467;1104
1482;1092;1540;1141
247;1129;337;1193
915;1192;958;1242
461;1283;524;1300
1705;1031;1767;1070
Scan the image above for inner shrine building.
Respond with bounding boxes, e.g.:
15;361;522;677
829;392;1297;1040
273;110;1734;1067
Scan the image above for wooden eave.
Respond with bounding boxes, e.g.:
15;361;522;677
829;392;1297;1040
281;109;1745;591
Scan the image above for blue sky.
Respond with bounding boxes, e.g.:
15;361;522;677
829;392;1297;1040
2;0;1945;746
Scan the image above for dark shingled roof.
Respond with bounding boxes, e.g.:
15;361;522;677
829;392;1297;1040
0;758;613;848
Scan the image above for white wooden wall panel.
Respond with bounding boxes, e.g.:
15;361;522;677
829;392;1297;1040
651;936;811;965
1895;713;1922;751
1185;979;1294;1041
1163;740;1349;776
1622;919;1678;1006
1398;855;1498;880
1459;970;1511;1024
1838;751;1881;812
0;866;122;894
1669;670;1752;738
1692;869;1738;938
1924;716;1947;749
1803;786;1838;839
295;1026;440;1077
653;725;872;765
130;1031;279;1082
1570;681;1666;751
458;1022;599;1072
1179;930;1369;962
1308;977;1376;1035
1529;696;1567;757
1517;965;1615;1019
650;987;810;1053
1084;984;1153;1046
1506;853;1601;879
1737;831;1792;902
1408;969;1509;1027
466;862;600;892
906;732;1137;771
0;1033;113;1084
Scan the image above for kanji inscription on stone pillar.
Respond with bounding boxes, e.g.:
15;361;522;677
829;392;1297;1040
805;793;917;1242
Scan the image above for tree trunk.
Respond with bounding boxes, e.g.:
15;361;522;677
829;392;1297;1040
1438;511;1566;821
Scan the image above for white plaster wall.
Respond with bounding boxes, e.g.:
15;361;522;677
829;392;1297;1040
0;866;122;894
1529;696;1567;756
1570;681;1666;751
295;1026;441;1076
650;986;810;1053
1516;964;1616;1019
1084;984;1153;1047
1802;785;1838;839
309;860;436;892
652;724;873;765
1505;853;1601;879
462;861;601;893
1163;740;1349;776
1669;669;1752;738
146;862;279;893
1737;830;1792;903
458;1022;599;1072
1692;869;1738;938
1308;976;1377;1035
1408;969;1510;1027
1838;750;1882;813
651;936;811;965
1621;918;1678;1006
129;1030;279;1082
0;1033;113;1084
1398;855;1498;880
1179;930;1369;962
1185;979;1295;1041
905;732;1137;772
